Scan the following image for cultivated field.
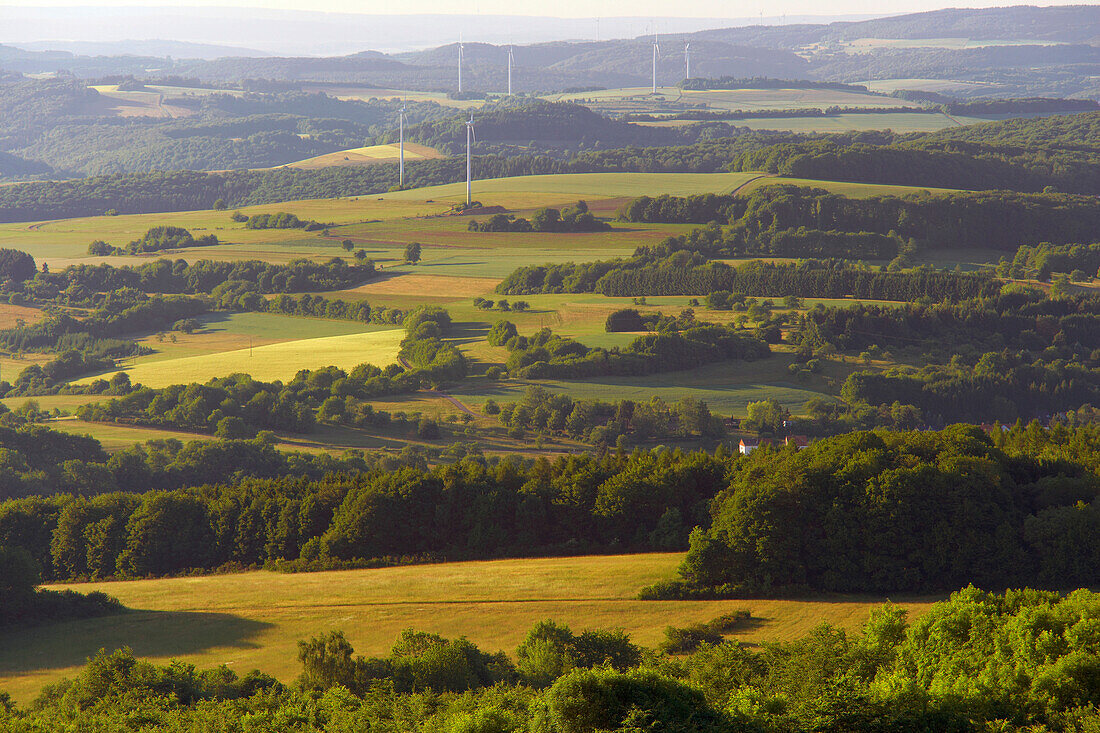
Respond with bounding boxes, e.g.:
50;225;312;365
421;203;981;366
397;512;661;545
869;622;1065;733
300;85;487;109
838;37;1064;53
641;111;971;133
286;142;443;170
74;328;404;388
859;78;1007;95
83;84;199;119
0;554;941;702
545;86;920;116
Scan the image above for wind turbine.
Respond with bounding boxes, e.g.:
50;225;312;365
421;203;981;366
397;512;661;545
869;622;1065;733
398;101;408;188
507;44;515;95
458;36;465;94
684;42;691;81
465;113;476;208
651;30;660;94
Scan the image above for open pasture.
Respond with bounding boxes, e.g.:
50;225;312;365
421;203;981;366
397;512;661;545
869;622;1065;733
0;171;760;266
546;86;918;116
382;171;765;203
0;554;940;702
286;142;443;170
839;37;1064;53
741;176;963;198
300;85;487;109
641;111;968;133
84;85;198;119
120;311;386;365
74;328;403;388
453;357;841;417
859;78;1007;95
0;302;45;329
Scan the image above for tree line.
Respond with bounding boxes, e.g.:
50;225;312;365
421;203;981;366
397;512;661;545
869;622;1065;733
0;448;730;581
467;201;610;233
88;225;219;256
490;385;725;449
498;257;1001;300
620;184;1100;253
493;320;770;379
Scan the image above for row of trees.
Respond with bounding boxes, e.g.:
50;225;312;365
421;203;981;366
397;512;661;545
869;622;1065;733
730;117;1100;195
621;184;1100;252
26;256;376;299
0;448;730;581
467;202;610;233
88;226;218;256
495;322;770;379
492;386;724;447
499;257;1000;300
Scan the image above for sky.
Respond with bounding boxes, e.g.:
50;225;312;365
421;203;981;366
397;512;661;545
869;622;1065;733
0;0;1089;17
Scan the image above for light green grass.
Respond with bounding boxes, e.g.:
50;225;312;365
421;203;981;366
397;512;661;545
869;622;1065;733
0;554;941;702
74;329;404;388
193;312;384;341
742;177;963;198
380;172;764;204
545;86;918;115
0;172;759;267
702;112;965;133
859;78;1005;95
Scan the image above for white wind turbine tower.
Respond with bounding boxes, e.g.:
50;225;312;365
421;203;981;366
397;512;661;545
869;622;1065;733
397;101;408;188
458;36;465;93
507;44;515;95
465;113;476;208
651;30;660;94
684;42;691;81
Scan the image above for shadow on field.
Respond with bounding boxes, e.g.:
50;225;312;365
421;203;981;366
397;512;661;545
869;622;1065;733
0;610;273;675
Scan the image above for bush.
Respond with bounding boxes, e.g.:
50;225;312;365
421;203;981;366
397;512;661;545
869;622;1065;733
417;418;441;439
605;308;645;332
544;668;729;733
487;320;518;347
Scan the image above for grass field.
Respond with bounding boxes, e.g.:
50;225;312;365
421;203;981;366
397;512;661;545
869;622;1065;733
0;554;941;702
0;171;760;266
641;111;971;134
545;86;920;116
841;37;1063;53
84;84;197;119
860;78;1007;95
743;176;962;198
74;329;404;388
286;142;443;170
301;85;487;109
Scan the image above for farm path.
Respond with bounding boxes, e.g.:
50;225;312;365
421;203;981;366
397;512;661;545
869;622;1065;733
398;356;477;416
729;173;775;195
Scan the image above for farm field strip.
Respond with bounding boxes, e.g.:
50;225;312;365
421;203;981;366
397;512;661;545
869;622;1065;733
0;554;941;702
285;142;443;170
640;111;970;133
73;328;404;388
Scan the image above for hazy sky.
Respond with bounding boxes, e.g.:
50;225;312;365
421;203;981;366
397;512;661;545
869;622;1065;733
0;0;1088;18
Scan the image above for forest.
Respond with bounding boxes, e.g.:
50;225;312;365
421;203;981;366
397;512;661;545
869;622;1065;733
0;426;1096;595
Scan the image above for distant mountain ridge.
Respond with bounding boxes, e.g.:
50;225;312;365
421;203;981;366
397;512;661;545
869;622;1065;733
11;40;272;60
1;5;1099;98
